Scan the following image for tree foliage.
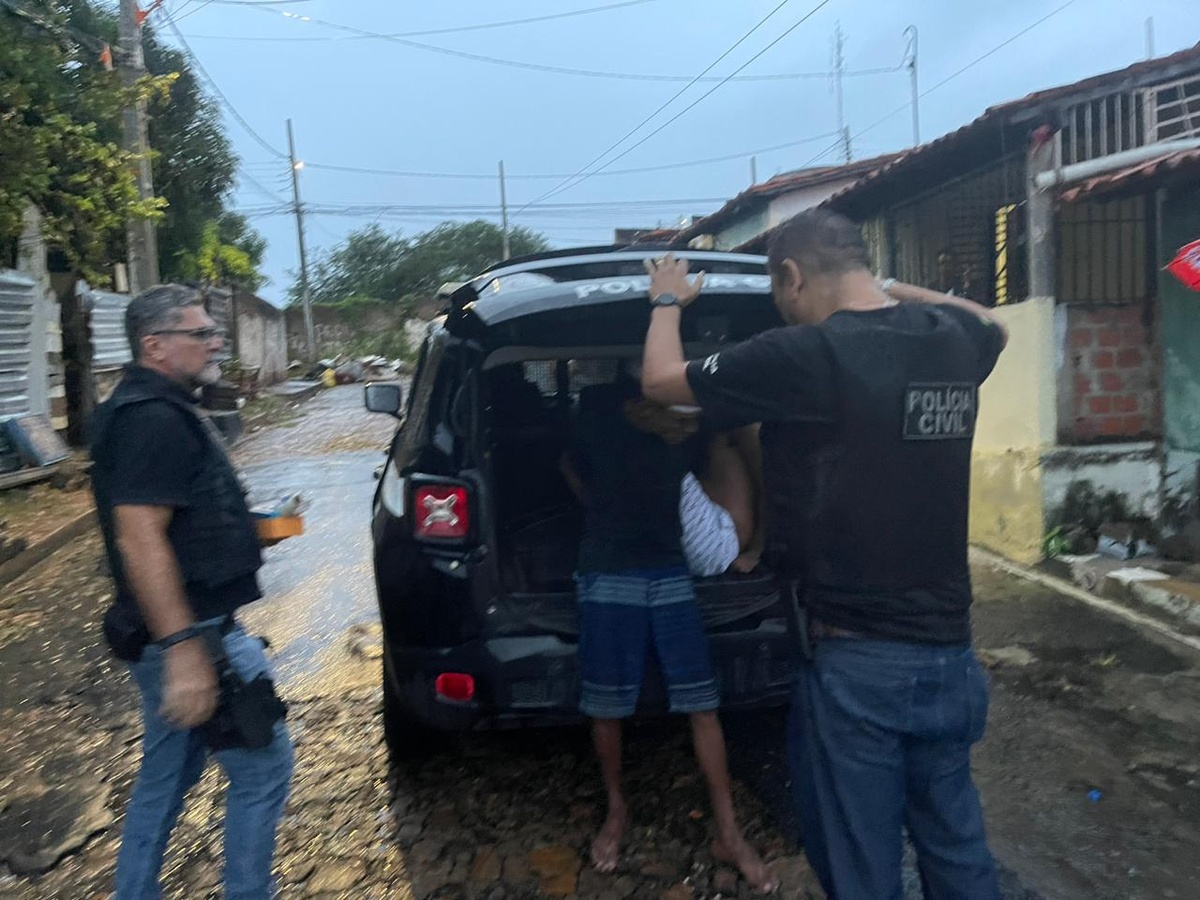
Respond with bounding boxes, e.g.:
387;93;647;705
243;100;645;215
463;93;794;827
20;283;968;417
0;2;164;278
0;1;267;288
291;220;550;312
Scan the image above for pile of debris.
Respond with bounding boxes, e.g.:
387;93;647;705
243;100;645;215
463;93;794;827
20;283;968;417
306;355;405;385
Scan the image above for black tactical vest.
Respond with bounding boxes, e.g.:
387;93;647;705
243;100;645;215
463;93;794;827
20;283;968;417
768;305;985;643
91;367;262;620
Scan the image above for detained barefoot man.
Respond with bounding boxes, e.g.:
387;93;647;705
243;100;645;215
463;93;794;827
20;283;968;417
559;367;778;893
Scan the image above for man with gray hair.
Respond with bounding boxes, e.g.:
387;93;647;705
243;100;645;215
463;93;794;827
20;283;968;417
91;284;293;899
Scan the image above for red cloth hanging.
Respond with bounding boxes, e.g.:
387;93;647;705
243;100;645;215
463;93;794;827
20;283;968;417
1166;239;1200;292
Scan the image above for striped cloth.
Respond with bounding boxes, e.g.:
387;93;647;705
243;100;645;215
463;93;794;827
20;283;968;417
679;473;740;577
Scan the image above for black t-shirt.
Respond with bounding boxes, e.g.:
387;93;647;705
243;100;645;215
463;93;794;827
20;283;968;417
686;303;1004;643
571;384;692;574
95;379;260;618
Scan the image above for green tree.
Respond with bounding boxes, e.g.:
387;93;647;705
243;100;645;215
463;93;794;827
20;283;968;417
291;220;549;311
0;1;268;287
0;1;165;279
80;4;269;287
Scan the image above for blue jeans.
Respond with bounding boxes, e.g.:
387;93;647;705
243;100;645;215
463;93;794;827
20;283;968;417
787;639;1000;900
115;622;294;900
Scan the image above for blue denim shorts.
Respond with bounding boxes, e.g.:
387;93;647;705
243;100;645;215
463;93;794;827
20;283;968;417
577;568;719;719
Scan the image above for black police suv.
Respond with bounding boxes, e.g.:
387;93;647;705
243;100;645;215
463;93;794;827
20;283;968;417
365;246;795;759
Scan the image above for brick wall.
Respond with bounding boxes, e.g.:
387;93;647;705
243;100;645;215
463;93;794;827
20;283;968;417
1064;304;1162;442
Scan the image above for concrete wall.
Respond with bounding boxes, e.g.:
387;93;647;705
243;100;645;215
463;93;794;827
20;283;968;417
1042;442;1162;521
712;178;864;252
970;296;1057;563
767;178;860;226
715;207;768;252
232;291;287;385
284;302;407;359
1059;304;1161;443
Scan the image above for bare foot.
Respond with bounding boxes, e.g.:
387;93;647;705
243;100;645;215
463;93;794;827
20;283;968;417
713;834;779;894
590;802;628;873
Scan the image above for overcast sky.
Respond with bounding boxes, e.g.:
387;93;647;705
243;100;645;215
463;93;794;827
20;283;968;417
161;0;1195;304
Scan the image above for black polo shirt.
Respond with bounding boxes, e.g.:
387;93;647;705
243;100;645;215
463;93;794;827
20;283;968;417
685;303;1004;644
91;366;260;621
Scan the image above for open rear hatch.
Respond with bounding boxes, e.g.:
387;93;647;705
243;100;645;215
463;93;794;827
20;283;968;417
462;256;784;639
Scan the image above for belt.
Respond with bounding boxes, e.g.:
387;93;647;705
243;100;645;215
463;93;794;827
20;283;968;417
808;619;864;641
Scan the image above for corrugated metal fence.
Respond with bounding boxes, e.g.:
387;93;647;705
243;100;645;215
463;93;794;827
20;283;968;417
0;269;36;418
83;284;133;371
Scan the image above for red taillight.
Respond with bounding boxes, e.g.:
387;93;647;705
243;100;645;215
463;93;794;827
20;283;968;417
435;672;475;703
412;484;470;540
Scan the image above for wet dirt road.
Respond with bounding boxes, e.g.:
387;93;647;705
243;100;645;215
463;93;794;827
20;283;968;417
3;384;1200;898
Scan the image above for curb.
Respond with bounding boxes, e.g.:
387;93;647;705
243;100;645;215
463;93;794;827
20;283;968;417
970;546;1200;655
0;508;98;589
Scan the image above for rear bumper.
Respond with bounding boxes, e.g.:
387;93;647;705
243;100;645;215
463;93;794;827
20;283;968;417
384;619;795;731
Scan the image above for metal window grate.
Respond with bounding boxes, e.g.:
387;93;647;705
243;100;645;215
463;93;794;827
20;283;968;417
1062;92;1147;165
1057;197;1148;304
884;158;1026;305
1145;74;1200;143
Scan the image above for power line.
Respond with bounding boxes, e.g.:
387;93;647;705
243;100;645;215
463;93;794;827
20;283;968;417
231;1;884;83
513;0;805;215
232;198;727;219
161;7;288;158
171;0;216;24
303;198;730;213
189;0;665;40
796;0;1080;170
300;131;841;181
238;165;289;203
522;0;837;210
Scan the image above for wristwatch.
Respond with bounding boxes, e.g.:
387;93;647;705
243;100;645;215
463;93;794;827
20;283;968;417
650;293;680;307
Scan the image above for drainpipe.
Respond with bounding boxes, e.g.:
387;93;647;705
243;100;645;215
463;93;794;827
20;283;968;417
1034;138;1200;191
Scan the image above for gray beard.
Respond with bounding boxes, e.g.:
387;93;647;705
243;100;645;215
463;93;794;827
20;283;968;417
193;362;223;387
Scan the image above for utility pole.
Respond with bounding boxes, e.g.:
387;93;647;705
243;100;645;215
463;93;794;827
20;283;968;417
498;160;511;261
833;22;851;163
287;119;316;363
118;0;159;294
750;155;758;185
904;26;920;147
1145;17;1155;59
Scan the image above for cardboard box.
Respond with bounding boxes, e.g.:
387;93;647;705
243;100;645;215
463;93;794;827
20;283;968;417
254;515;304;541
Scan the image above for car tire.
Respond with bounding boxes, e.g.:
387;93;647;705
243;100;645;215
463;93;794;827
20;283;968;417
382;660;449;765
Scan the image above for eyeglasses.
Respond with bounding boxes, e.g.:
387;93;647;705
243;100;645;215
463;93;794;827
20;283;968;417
150;327;226;341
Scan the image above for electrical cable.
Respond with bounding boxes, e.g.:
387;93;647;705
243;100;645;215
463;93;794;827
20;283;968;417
230;1;886;83
194;0;662;39
519;0;836;211
301;131;841;181
161;7;288;158
795;0;1081;170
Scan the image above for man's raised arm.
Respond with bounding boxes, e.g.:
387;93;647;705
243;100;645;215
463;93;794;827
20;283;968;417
640;254;703;407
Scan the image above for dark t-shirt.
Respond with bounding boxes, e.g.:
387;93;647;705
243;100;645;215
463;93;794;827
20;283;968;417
96;390;260;618
686;302;1004;643
571;383;692;574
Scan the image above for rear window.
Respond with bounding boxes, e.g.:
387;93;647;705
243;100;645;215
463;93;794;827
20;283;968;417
519;359;622;399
